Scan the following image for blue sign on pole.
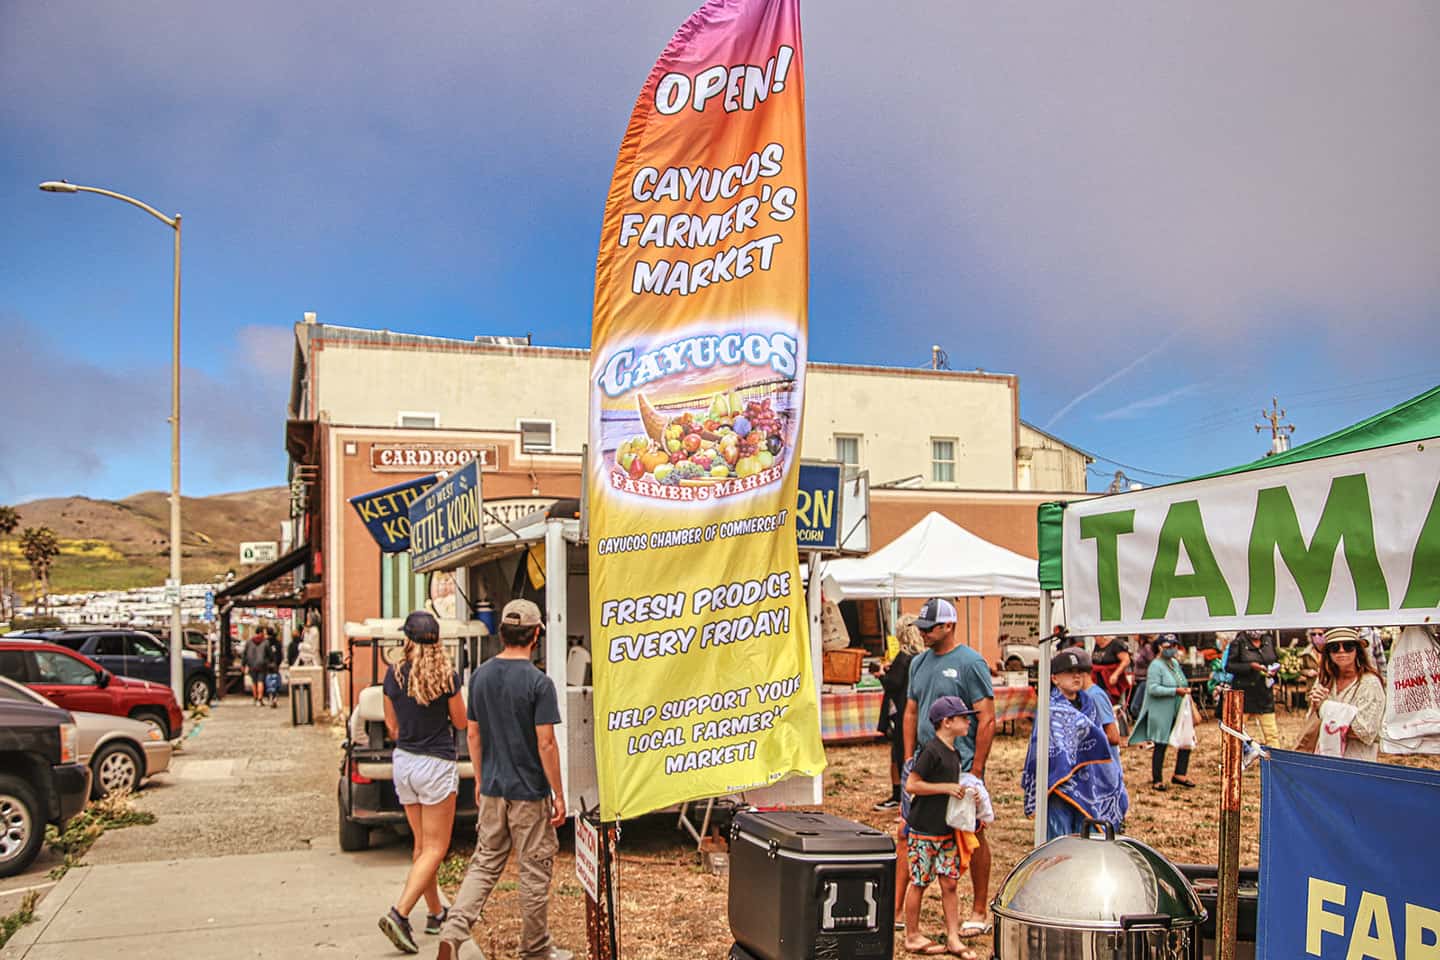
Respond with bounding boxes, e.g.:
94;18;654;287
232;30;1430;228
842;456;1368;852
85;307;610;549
795;463;842;551
349;474;438;553
202;590;215;623
1258;749;1440;960
408;459;485;573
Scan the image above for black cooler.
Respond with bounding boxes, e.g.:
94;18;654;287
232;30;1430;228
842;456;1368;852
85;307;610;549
728;811;895;960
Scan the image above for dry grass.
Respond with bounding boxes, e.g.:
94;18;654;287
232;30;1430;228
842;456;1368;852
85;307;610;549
441;709;1440;959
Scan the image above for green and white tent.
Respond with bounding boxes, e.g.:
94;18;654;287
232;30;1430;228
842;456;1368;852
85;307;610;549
1037;383;1440;635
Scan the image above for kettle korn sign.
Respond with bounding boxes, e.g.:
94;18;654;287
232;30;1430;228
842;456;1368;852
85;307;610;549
408;459;485;573
1061;440;1440;634
586;0;823;820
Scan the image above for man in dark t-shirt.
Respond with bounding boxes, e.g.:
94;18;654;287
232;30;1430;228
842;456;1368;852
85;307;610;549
441;599;571;960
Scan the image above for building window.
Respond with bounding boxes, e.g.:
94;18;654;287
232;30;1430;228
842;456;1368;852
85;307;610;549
518;419;555;454
381;552;429;619
931;438;956;483
398;411;439;429
834;435;860;467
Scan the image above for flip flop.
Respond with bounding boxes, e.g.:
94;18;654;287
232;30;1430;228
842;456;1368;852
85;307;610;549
959;920;992;939
1171;777;1197;788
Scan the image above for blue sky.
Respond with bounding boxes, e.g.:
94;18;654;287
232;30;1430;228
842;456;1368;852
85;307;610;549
2;1;1436;503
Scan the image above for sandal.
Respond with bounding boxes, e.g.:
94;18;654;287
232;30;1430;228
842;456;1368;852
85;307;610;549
1171;777;1197;789
958;919;992;939
1151;781;1168;792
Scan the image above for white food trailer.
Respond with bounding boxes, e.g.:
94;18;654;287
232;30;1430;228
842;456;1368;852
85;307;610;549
406;458;869;820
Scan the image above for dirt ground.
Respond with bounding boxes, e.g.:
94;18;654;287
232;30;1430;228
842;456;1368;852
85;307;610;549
444;709;1440;960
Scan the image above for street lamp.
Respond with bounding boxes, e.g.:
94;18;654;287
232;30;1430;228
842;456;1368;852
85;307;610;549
39;179;186;708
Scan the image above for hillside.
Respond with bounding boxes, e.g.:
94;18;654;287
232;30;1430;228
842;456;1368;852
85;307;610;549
7;486;291;594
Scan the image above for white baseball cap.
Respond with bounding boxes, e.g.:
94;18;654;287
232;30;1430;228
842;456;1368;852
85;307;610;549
914;598;958;630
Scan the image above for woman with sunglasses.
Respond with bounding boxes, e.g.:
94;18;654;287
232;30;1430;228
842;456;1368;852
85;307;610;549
1307;627;1386;761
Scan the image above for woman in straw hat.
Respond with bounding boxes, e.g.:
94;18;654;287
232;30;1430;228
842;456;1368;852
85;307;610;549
1307;627;1386;762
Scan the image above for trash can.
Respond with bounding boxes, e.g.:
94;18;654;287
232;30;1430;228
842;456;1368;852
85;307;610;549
290;679;313;726
728;810;895;960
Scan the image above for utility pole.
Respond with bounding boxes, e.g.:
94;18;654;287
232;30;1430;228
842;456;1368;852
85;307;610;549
1255;396;1296;457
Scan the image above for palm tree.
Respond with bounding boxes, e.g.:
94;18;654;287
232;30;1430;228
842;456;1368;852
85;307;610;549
0;506;17;620
20;526;59;616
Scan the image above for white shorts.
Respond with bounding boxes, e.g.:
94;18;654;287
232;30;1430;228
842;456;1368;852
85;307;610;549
392;748;459;806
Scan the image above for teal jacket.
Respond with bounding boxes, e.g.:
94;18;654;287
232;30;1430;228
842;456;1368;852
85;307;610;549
1129;657;1190;746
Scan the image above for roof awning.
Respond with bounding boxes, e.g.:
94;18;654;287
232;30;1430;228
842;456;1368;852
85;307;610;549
215;544;310;602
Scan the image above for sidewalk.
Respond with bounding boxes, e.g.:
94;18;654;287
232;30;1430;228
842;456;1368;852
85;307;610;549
3;699;446;959
4;843;427;959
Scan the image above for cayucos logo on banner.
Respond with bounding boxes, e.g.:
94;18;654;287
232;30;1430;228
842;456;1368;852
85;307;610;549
598;327;800;503
586;0;824;821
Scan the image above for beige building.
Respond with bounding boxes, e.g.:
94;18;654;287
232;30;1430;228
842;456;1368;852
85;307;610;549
282;318;1093;671
291;320;1091;493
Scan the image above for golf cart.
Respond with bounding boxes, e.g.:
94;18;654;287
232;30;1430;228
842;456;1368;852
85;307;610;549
335;618;488;852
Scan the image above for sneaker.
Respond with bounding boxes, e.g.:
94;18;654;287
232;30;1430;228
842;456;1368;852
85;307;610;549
872;796;900;811
426;907;448;935
545;948;574;960
380;907;419;954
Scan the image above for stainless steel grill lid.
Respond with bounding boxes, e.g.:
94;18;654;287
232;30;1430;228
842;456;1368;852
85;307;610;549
992;822;1205;930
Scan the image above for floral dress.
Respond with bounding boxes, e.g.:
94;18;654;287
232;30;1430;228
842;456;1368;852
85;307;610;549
1324;673;1386;762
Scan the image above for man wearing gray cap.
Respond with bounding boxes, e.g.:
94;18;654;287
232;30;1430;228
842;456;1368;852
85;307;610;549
440;599;571;960
902;597;996;939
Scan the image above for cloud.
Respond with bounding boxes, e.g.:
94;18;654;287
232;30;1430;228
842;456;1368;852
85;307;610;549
0;314;291;503
1096;383;1207;421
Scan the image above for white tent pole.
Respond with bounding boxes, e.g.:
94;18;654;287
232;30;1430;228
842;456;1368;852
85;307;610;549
806;550;824;805
1034;588;1053;848
965;597;972;647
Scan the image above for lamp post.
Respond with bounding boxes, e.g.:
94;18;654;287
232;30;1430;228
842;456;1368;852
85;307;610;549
39;180;185;708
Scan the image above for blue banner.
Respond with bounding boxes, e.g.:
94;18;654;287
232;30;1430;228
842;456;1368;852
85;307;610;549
348;474;437;553
1259;749;1440;960
795;463;842;551
408;459;485;572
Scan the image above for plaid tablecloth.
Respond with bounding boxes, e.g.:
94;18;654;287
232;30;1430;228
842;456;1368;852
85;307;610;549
821;690;885;742
820;685;1037;742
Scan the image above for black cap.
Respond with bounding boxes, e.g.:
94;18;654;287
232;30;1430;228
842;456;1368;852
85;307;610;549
402;610;440;645
1051;648;1092;674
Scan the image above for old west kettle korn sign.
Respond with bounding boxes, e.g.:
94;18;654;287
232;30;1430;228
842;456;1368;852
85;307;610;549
587;0;823;820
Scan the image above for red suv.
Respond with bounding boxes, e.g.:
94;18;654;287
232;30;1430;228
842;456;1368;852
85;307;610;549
0;639;184;740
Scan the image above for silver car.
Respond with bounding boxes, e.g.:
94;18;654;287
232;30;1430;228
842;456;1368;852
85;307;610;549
0;675;170;798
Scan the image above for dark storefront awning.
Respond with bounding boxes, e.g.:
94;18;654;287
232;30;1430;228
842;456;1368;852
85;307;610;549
215;544;311;605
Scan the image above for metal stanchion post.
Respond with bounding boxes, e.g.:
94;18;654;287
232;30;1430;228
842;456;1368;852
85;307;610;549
1216;688;1244;960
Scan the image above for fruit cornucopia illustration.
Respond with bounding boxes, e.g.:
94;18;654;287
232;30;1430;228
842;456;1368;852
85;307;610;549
612;385;793;489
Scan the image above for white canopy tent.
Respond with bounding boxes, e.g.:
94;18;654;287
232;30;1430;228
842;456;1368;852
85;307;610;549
821;511;1041;602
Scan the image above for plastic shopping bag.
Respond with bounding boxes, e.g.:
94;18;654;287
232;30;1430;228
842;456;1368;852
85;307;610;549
945;789;977;832
1318;700;1358;757
1383;626;1440;755
1169;699;1197;750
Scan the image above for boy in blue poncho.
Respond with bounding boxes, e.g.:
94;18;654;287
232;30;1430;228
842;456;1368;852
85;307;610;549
1023;648;1129;841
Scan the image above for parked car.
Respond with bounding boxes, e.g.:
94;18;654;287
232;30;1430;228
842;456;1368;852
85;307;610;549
6;627;216;706
0;639;185;740
0;677;171;799
0;685;89;877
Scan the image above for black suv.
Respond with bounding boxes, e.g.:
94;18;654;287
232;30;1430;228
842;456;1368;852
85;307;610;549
6;628;216;707
0;678;91;876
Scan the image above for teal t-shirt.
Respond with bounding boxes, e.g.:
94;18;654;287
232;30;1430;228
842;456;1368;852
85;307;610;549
907;644;994;770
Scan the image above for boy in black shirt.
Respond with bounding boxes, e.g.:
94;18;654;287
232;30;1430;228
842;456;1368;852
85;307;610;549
903;695;988;957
